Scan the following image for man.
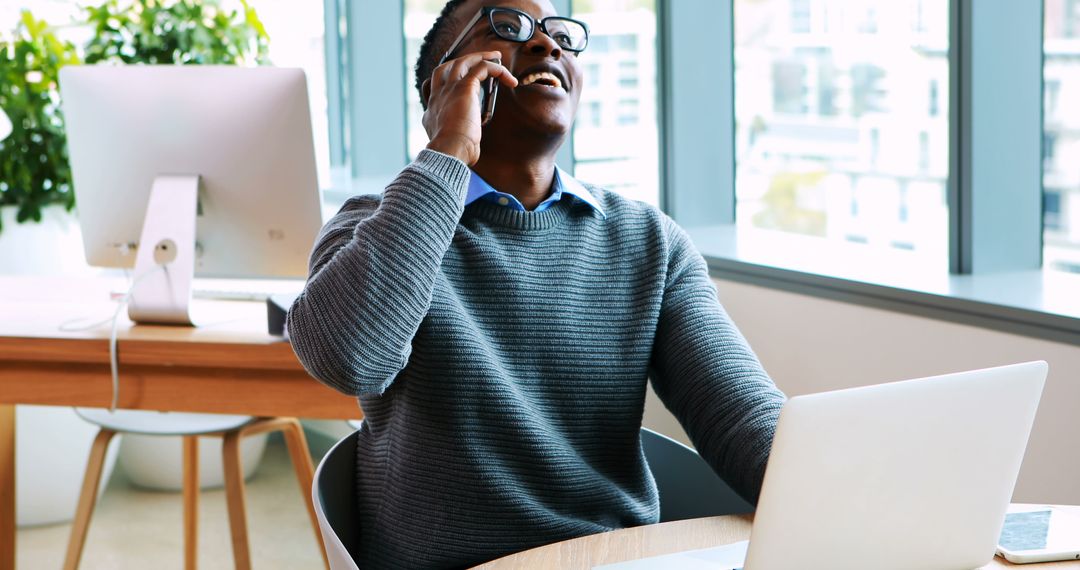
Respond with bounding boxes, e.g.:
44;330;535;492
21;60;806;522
287;0;785;567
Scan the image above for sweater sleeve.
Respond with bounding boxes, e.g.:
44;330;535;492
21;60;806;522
286;150;472;396
648;217;786;505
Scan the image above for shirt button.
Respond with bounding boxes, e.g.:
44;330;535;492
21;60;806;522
497;197;510;206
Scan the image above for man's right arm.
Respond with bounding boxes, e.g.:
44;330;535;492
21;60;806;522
286;150;470;397
289;51;516;396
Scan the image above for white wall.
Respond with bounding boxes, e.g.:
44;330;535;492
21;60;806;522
644;277;1080;504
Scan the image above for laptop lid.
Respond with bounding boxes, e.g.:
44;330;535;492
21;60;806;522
743;361;1047;570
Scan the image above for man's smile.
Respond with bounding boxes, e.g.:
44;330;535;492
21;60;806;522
515;63;569;93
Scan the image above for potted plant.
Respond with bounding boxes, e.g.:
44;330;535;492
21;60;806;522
0;11;78;230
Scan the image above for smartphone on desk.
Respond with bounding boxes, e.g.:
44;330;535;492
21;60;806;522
996;506;1080;563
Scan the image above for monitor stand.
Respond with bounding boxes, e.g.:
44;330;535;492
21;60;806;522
127;175;200;326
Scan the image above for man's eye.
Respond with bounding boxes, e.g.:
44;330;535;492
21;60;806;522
553;33;572;47
495;22;521;36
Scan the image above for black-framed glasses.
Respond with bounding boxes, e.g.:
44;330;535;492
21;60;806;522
440;6;590;64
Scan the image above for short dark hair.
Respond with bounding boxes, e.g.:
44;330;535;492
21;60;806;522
415;0;471;111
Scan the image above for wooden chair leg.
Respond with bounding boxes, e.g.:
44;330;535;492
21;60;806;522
222;431;251;570
63;428;118;570
279;419;330;570
183;435;199;570
231;417;330;569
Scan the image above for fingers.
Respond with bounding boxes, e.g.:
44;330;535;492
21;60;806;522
431;51;518;93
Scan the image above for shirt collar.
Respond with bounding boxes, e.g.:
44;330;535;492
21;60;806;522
464;167;606;218
555;166;606;218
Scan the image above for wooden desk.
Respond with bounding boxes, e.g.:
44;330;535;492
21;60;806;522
0;276;360;570
475;506;1080;569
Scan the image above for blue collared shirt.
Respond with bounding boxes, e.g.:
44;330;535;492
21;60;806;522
464;166;606;218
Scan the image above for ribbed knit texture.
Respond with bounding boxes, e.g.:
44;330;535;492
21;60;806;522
287;150;786;569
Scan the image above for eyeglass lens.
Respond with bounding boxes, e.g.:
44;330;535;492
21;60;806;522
488;8;587;52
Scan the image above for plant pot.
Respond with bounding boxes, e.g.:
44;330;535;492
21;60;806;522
0;204;92;276
16;407;121;527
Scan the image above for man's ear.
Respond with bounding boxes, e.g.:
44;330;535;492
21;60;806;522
421;78;433;108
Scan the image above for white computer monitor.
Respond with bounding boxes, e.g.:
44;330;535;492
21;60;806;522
59;66;323;325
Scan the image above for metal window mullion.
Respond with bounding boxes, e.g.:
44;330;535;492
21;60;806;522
659;0;735;227
553;0;574;173
950;0;1043;274
346;0;408;193
323;0;347;169
948;0;966;273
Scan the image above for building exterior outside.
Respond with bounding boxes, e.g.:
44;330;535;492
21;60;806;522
734;0;950;267
1045;0;1080;273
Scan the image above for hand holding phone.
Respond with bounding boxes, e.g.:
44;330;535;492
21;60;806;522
479;73;498;126
422;51;517;165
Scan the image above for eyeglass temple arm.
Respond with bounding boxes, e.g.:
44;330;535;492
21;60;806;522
440;10;488;64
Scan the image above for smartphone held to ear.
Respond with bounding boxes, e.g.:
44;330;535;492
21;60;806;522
480;75;498;125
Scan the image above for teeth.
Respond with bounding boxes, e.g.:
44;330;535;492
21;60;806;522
520;72;562;89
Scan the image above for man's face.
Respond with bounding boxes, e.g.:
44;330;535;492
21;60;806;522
444;0;584;138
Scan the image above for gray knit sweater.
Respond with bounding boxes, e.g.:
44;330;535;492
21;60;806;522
287;150;785;569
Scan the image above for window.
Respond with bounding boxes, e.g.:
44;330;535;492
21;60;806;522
256;1;330;190
571;0;659;205
618;59;639;88
586;63;602;87
928;79;940;117
734;0;949;266
617;98;639;125
403;0;442;161
790;0;812;33
1044;0;1080;274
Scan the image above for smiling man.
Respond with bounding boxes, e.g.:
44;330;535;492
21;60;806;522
287;0;786;567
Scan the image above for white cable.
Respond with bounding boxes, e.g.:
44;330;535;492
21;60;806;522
106;265;164;412
58;315;116;332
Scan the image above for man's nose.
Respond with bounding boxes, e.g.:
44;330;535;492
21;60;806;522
525;30;562;60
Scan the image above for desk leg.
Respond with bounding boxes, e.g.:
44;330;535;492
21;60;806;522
0;405;15;570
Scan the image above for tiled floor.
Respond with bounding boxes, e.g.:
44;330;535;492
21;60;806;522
17;436;329;569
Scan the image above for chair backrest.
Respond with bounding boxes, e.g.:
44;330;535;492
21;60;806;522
640;427;754;522
312;427;752;568
312;430;361;570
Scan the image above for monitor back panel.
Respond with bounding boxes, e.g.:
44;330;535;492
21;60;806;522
60;66;323;279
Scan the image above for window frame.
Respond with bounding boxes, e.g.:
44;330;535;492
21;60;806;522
657;0;1079;344
323;0;1080;344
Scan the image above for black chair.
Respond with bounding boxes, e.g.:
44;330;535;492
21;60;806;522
312;431;361;570
639;427;754;522
313;427;754;568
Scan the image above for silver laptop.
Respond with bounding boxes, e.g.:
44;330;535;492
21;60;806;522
598;361;1047;570
743;360;1047;570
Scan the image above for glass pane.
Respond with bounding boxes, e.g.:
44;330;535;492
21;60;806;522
571;0;659;206
256;1;331;190
404;0;443;161
734;0;949;264
1044;0;1080;274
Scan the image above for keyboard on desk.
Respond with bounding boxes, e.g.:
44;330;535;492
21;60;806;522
192;279;305;301
110;279;304;302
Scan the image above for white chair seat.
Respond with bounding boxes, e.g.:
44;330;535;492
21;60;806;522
74;408;255;436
